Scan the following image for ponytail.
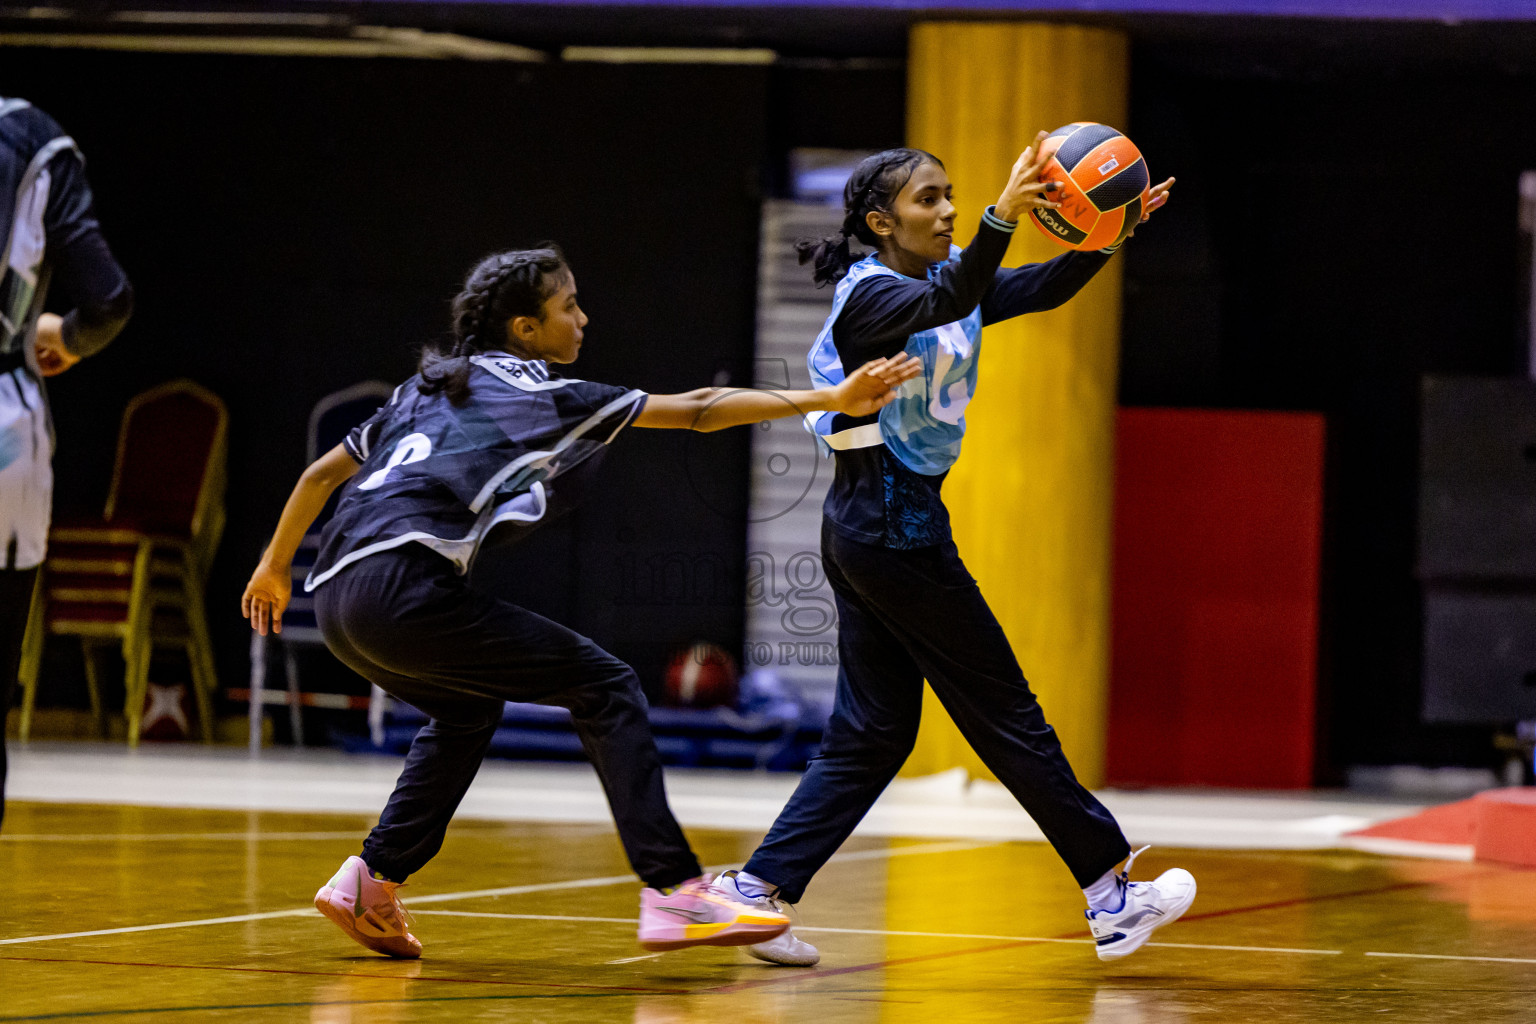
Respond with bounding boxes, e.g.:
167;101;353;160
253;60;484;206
795;234;855;289
420;245;569;405
796;148;942;287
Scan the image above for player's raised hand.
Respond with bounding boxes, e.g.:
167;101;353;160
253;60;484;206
242;562;292;636
834;354;922;417
994;131;1062;223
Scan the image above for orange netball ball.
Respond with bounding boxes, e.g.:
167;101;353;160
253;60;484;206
1030;122;1151;251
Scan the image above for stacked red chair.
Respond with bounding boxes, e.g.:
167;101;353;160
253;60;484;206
17;379;228;746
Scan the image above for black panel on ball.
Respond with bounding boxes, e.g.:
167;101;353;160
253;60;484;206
1087;158;1149;213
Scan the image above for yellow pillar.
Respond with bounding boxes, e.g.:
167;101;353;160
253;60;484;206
900;21;1129;788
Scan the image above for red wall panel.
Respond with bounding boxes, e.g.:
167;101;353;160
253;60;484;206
1108;409;1325;788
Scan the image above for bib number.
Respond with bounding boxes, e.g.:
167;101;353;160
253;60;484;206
357;432;432;490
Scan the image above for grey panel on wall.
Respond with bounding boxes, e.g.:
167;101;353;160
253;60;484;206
1423;590;1536;723
743;199;842;701
1419;376;1536;581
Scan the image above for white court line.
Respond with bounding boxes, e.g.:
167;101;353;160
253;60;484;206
402;841;992;906
1148;941;1342;955
0;832;373;843
406;873;639;905
801;930;1343;956
408;913;1085;945
0;909;319;946
1366;951;1536;966
416;911;635;924
817;840;991;863
410;912;1342;957
0;839;994;946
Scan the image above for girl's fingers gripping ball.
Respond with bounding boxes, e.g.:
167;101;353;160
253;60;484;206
1026;179;1063;210
1020;130;1048;175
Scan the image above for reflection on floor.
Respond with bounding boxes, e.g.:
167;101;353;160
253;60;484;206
4;801;1534;1023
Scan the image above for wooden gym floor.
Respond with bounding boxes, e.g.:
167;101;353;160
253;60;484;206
2;802;1534;1023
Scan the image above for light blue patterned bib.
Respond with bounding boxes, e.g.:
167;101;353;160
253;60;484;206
805;246;982;476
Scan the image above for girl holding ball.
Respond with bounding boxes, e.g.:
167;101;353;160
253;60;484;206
709;136;1193;966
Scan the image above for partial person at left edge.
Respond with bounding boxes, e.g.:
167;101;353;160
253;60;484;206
0;95;134;828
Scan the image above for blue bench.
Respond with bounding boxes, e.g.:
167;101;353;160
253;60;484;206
350;698;827;772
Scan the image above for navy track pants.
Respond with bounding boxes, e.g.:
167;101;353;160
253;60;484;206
744;522;1130;901
315;545;702;889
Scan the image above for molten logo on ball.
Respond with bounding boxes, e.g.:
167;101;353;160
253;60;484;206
1033;205;1088;247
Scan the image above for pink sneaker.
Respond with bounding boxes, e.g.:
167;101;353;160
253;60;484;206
638;876;790;952
314;855;422;959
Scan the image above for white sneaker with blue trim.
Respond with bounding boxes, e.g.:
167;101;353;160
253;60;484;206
1085;847;1197;961
709;870;821;967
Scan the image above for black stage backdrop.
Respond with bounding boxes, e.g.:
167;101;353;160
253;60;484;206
2;50;769;710
1120;49;1536;776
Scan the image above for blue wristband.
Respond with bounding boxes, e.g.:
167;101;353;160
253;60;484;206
982;205;1017;234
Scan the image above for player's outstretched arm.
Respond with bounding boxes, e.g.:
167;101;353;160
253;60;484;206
242;444;360;636
633;354;921;432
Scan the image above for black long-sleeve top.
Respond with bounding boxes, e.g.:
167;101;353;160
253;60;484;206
1;101;133;364
822;213;1114;549
53;229;134;359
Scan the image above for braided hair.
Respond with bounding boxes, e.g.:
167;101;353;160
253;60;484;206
796;148;943;287
419;246;570;405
